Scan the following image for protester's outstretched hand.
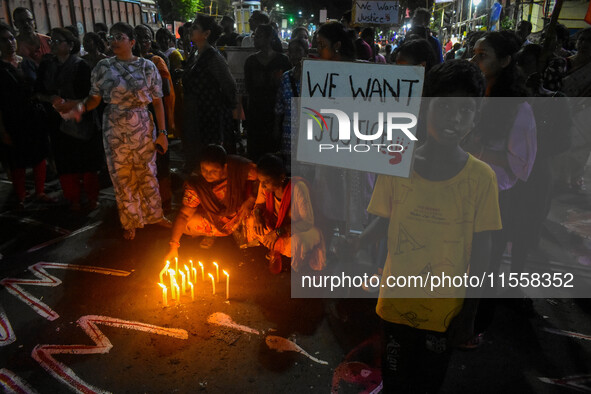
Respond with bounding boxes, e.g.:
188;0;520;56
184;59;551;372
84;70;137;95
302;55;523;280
237;199;254;223
53;98;77;113
253;213;267;236
261;231;278;250
164;246;179;263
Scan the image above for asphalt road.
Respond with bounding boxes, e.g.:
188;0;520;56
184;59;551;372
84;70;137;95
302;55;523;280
0;161;590;393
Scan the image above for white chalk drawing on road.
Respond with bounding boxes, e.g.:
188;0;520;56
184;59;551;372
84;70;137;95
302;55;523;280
32;315;188;394
265;336;328;365
207;312;328;365
0;262;131;320
538;374;591;391
543;327;591;341
0;262;131;347
207;312;262;335
0;368;39;394
27;221;102;253
0;309;16;347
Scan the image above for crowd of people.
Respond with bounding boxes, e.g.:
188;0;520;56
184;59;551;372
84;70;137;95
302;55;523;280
0;5;590;391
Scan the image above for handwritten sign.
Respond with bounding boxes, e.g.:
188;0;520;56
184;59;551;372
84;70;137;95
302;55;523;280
296;59;424;177
353;1;400;24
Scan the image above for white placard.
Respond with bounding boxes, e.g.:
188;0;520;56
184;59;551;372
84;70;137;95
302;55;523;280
218;47;257;95
296;59;424;177
353;1;400;24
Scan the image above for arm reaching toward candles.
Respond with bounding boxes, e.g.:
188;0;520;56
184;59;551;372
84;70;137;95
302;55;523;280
245;154;326;273
165;204;197;261
167;146;257;246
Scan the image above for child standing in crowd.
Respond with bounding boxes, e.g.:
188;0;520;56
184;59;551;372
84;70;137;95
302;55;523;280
360;60;501;392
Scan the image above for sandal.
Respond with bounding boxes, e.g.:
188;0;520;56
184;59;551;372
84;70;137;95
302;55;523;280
156;217;173;228
200;236;215;249
123;228;136;240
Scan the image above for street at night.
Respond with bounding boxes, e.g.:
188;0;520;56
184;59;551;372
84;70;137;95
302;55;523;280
1;142;590;393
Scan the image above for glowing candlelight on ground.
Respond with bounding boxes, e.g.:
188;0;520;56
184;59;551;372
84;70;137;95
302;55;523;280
185;265;191;287
188;281;194;301
175;257;178;275
223;270;229;300
208;273;215;294
160;261;170;283
180;271;186;294
199;261;204;281
168;269;176;296
213;262;219;283
173;282;180;302
170;278;177;300
158;283;167;306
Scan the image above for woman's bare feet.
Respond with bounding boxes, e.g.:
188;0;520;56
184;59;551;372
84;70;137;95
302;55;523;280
123;228;136;240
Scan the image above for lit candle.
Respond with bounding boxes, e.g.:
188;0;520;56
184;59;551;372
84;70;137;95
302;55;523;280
223;270;229;300
188;281;194;301
199;261;204;281
192;267;197;284
175;257;179;275
159;261;170;283
213;262;219;283
168;269;176;296
185;265;191;287
180;271;186;295
208;273;215;295
158;283;167;306
170;278;176;300
174;282;180;303
189;260;194;280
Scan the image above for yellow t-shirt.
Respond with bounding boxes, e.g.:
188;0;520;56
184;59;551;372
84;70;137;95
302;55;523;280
368;154;502;332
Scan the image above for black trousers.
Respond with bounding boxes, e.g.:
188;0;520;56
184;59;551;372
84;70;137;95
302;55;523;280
381;320;452;393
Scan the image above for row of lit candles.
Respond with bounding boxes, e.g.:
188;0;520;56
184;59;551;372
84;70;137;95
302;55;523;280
157;258;229;307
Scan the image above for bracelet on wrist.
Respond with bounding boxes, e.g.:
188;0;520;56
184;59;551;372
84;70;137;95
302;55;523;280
169;240;180;248
159;129;168;136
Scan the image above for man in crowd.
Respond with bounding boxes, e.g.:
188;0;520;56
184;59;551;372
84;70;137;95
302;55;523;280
241;11;269;47
13;7;51;65
410;7;444;63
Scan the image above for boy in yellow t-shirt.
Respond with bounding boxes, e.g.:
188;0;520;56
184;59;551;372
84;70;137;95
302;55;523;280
361;60;502;392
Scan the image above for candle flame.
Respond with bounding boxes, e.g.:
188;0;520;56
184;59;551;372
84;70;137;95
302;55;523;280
168;269;176;277
223;270;229;277
184;264;189;271
158;283;166;289
199;261;203;268
213;262;219;268
208;273;214;280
